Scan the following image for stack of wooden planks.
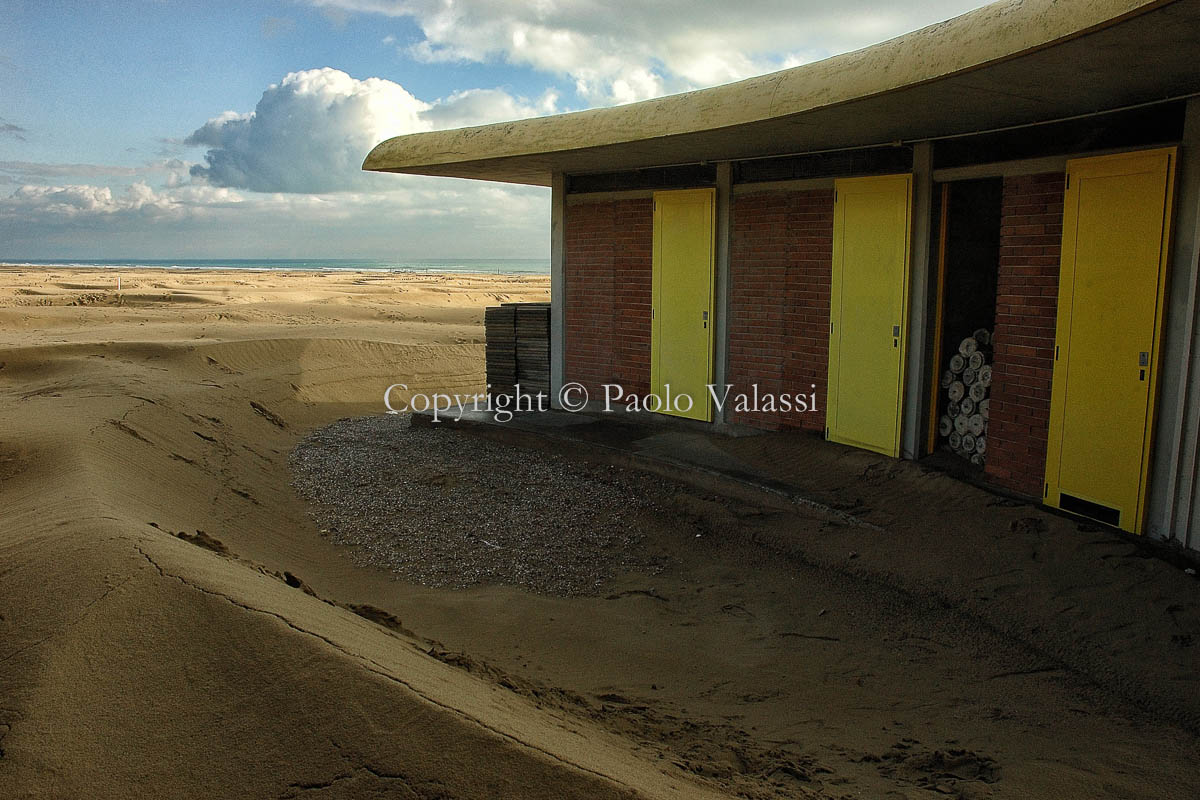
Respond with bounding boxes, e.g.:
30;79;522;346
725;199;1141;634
485;302;550;398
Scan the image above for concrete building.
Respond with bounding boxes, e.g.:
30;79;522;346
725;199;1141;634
364;0;1200;549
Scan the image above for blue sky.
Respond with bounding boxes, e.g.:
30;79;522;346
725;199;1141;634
0;0;989;260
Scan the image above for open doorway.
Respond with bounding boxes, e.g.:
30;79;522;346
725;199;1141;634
927;178;1002;468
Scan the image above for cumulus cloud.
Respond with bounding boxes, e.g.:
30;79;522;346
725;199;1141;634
185;70;427;193
185;68;555;193
306;0;991;104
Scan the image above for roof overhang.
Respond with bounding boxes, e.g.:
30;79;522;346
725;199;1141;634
363;0;1200;187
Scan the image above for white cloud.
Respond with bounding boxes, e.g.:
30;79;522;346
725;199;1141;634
0;159;189;184
419;87;558;131
303;0;992;104
186;68;556;194
0;181;243;223
0;177;549;258
186;69;429;193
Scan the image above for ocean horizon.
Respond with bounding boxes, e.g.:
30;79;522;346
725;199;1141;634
0;257;551;275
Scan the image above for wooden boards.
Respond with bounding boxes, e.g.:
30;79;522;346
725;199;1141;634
485;302;550;397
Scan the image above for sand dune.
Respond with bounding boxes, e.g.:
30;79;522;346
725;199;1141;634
0;269;725;799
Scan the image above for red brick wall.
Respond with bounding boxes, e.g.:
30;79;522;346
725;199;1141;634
984;173;1065;497
563;198;653;398
727;188;834;430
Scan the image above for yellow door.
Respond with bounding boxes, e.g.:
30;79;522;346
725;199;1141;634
828;174;913;457
651;188;715;421
1046;148;1176;533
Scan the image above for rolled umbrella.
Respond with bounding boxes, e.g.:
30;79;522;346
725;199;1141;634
968;413;986;436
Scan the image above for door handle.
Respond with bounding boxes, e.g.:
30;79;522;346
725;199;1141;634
1139;351;1148;381
702;310;709;329
893;324;900;348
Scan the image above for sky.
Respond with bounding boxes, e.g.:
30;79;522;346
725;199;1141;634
0;0;991;260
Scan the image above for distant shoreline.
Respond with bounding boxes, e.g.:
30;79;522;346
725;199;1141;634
0;258;550;276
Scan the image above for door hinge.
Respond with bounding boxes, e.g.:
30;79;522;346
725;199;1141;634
651;307;655;319
1044;482;1049;498
1055;345;1059;361
1065;174;1070;191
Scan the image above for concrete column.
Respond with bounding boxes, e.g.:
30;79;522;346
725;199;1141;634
713;162;733;427
550;172;567;409
1148;98;1200;546
901;142;934;459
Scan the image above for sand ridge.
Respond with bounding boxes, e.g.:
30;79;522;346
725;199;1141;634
0;268;726;799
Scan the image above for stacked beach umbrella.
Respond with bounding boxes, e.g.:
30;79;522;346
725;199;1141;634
938;329;993;466
484;302;551;398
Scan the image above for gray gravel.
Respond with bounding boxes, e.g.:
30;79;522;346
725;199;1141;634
289;415;671;595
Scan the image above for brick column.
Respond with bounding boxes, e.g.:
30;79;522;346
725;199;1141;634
984;173;1065;497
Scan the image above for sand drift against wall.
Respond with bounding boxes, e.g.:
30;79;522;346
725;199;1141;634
290;415;671;595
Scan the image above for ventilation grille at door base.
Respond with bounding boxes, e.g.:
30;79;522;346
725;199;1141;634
1058;492;1121;528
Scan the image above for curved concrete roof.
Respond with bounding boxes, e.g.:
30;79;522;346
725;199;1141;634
364;0;1200;186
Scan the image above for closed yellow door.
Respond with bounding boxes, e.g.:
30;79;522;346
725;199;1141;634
651;188;715;421
1046;148;1175;533
828;174;913;457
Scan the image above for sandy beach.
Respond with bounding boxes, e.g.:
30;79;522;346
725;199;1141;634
2;266;1199;799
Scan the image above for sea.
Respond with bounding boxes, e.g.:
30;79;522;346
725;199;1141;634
0;258;550;275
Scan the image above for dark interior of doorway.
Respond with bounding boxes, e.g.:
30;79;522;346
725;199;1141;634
927;177;1003;466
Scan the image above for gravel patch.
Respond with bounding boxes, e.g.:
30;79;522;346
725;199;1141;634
290;415;671;595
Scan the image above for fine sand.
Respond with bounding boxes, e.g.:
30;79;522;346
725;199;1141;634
1;266;1198;799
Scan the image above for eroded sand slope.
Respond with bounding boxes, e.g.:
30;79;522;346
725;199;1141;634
0;269;724;799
